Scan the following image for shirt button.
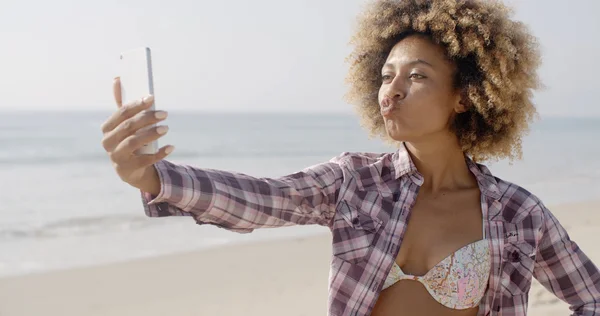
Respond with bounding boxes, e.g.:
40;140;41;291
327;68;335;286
511;251;520;261
352;217;360;225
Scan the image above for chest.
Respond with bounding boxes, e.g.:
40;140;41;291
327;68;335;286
396;189;484;276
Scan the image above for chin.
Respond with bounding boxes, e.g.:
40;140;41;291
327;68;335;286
384;123;412;142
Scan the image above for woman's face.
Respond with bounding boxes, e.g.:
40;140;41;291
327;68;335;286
378;35;465;142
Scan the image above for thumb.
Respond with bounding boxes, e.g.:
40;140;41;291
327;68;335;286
113;77;123;108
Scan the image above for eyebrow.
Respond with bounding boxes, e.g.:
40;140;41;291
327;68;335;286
382;59;434;69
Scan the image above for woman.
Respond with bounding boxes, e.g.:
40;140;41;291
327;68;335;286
100;0;600;315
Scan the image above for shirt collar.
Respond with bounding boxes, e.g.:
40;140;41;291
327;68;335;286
392;142;502;200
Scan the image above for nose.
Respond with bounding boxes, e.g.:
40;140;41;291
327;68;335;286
385;77;406;102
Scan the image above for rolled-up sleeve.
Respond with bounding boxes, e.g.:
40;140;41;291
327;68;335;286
533;203;600;315
141;156;346;234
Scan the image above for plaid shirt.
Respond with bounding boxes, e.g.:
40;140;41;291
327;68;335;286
142;144;600;316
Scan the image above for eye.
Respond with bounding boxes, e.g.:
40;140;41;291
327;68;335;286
409;73;426;79
381;74;394;82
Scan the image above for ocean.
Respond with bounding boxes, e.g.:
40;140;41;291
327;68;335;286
1;111;599;277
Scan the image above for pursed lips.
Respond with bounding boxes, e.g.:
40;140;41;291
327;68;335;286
380;96;396;117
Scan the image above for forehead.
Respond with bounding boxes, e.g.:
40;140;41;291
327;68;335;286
385;35;452;68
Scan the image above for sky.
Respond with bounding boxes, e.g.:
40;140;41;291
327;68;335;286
1;0;599;117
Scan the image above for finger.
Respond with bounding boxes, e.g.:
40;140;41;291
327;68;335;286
111;124;169;159
113;77;122;108
135;145;175;168
128;125;169;154
101;108;166;152
100;95;155;135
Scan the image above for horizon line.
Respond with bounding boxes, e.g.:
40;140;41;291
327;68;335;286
0;109;598;119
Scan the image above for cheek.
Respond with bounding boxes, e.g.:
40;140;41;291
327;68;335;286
402;86;455;129
414;85;453;113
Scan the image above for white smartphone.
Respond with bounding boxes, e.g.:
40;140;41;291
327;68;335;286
119;47;158;155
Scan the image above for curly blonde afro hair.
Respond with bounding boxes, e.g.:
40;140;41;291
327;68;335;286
345;0;542;162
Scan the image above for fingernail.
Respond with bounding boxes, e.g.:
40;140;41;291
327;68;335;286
156;126;169;134
165;145;174;154
155;111;168;119
143;95;154;103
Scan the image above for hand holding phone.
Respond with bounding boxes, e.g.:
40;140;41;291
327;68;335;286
99;47;174;194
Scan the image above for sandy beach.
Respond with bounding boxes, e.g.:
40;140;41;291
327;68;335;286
1;200;597;316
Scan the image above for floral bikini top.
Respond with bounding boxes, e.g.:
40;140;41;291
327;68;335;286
382;225;491;310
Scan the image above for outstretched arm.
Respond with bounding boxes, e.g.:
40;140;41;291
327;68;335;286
141;157;345;233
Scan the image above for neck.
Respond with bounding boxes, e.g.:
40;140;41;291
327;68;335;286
404;133;476;194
